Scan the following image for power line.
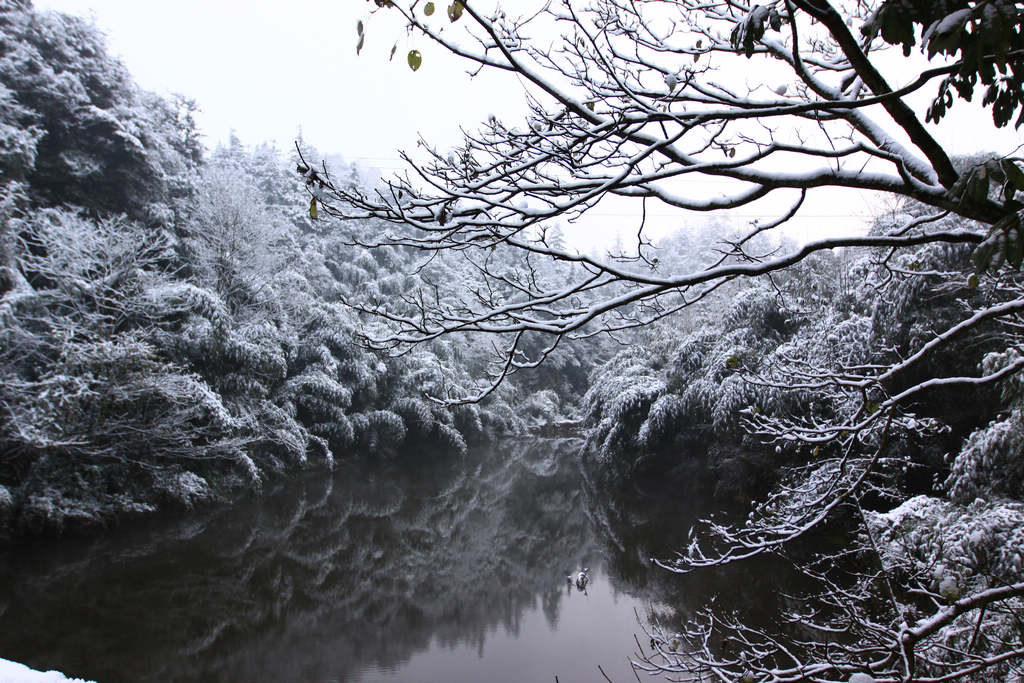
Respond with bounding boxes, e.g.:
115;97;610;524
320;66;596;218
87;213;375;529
571;212;870;220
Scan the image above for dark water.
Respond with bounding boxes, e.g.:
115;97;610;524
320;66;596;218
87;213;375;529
0;439;784;683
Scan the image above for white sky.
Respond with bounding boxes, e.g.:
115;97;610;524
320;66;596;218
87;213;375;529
30;0;1024;249
33;0;523;168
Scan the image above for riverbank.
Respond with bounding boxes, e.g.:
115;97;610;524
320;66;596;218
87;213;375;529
0;658;95;683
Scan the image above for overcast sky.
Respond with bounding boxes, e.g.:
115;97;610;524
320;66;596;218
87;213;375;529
33;0;524;171
30;0;1024;246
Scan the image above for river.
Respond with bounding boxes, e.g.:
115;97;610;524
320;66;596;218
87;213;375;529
0;438;784;682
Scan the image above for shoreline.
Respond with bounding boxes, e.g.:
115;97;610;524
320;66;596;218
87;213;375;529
0;658;96;683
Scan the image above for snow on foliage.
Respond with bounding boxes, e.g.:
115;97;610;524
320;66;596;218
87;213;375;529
0;82;42;179
156;471;212;509
0;0;581;541
585;349;667;464
520;389;562;426
864;494;1024;677
0;3;196;216
721;285;789;338
947;405;1024;503
635;393;685;449
868;495;1024;588
390;397;469;456
145;282;231;327
0;121;501;537
282;372;354;412
942;343;1024;502
352;410;406;455
585;349;665;424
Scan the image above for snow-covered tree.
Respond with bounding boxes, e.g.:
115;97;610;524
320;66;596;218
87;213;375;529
312;2;1024;678
183;161;286;315
1;0;557;541
323;1;1024;395
0;207;253;535
0;2;195;220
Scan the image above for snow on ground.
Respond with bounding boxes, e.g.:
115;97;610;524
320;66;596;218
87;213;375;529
0;659;96;683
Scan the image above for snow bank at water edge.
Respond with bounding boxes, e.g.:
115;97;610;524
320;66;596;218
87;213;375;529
0;659;96;683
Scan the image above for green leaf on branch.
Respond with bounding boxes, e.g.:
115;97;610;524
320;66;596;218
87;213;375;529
974;210;1024;273
923;8;971;58
408;49;423;71
730;5;770;58
969;168;990;202
447;1;464;22
950;165;993;209
424;2;435;16
356;19;365;54
309;197;318;220
1008;227;1024;269
1003;159;1024;190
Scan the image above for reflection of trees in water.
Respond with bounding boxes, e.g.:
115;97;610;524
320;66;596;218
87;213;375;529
0;438;601;683
580;460;809;647
0;439;810;683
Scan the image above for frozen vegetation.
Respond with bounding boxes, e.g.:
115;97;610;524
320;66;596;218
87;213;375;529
5;0;1024;681
332;1;1024;679
0;2;581;541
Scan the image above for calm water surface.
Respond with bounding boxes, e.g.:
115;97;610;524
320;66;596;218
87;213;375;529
0;438;780;682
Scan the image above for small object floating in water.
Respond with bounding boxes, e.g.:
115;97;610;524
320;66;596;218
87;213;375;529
575;568;590;591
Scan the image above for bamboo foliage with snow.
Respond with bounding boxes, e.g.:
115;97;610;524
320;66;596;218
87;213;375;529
319;1;1024;679
321;0;1024;402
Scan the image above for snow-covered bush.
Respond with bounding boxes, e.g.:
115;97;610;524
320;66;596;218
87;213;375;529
520;389;562;426
155;471;213;509
635;393;685;449
584;349;668;465
946;406;1024;504
0;12;552;538
863;495;1024;679
352;410;407;457
868;495;1024;589
0;3;196;217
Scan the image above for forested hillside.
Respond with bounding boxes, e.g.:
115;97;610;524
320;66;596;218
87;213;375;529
0;1;587;542
327;1;1024;679
5;0;1024;678
585;213;1002;495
